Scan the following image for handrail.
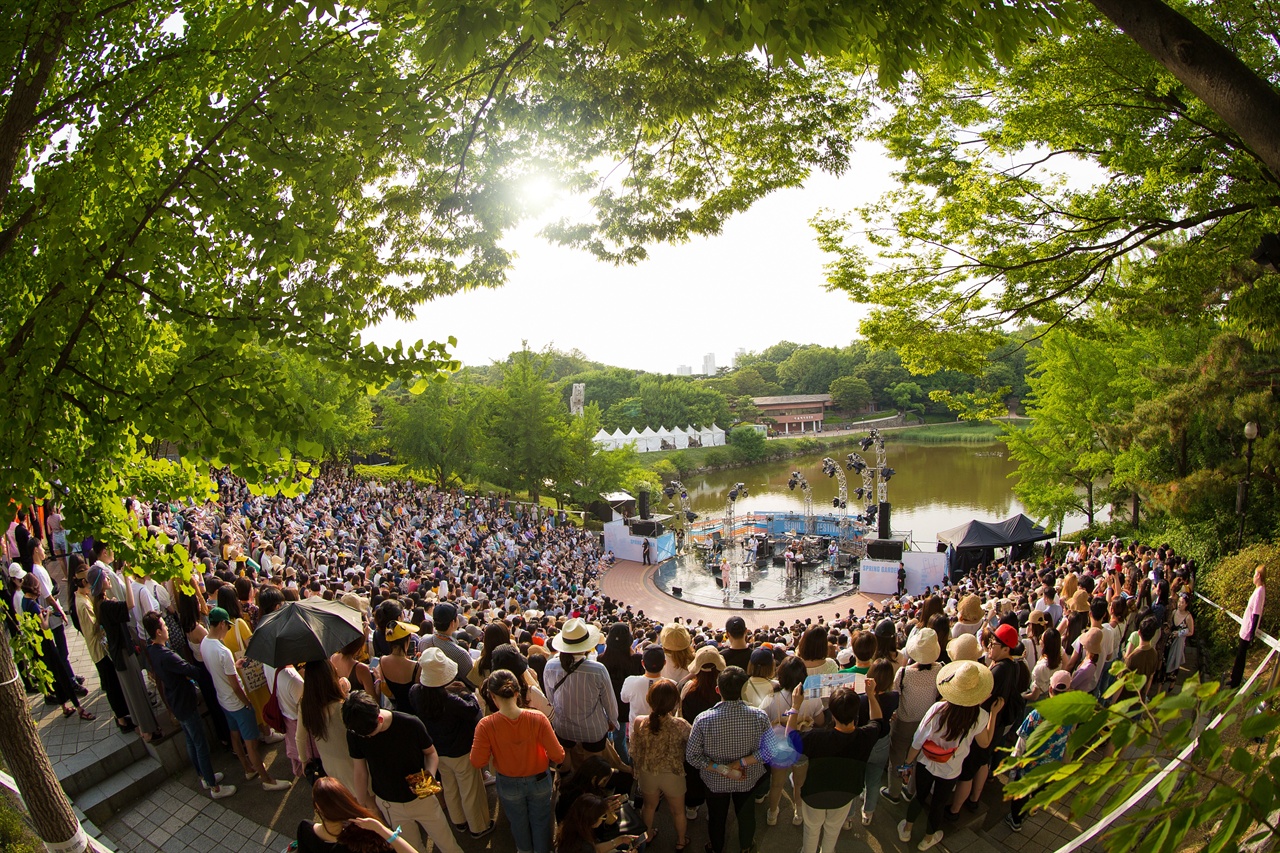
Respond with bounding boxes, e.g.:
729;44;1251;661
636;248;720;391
1195;592;1280;654
1051;594;1280;853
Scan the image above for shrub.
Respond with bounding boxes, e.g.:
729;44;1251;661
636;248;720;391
0;797;41;853
1197;541;1280;655
792;437;820;453
648;459;679;481
703;448;730;467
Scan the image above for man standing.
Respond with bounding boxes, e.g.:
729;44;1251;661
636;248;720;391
199;607;289;791
344;691;464;853
641;538;651;566
720;617;752;670
686;666;770;853
417;602;474;685
144;613;235;800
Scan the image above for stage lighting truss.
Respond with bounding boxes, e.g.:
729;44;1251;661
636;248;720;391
788;471;815;534
822;456;852;538
666;480;697;526
723;482;748;556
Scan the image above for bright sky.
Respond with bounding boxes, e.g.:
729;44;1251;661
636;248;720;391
365;145;901;375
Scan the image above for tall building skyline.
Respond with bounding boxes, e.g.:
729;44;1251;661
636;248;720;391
702;352;716;375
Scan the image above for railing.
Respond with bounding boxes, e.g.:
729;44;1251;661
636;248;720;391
1051;593;1280;853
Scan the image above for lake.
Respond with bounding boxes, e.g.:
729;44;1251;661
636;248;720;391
675;441;1044;546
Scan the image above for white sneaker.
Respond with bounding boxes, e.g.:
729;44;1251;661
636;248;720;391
918;830;944;850
767;808;778;826
685;807;698;821
897;820;912;843
261;731;285;744
861;811;873;826
209;784;237;800
792;808;802;826
262;779;291;791
200;772;225;790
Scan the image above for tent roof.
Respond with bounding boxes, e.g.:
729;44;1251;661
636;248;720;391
640;426;657;435
593;429;611;440
937;513;1053;549
600;492;634;503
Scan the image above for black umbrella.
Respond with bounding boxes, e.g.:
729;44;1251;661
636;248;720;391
244;598;365;667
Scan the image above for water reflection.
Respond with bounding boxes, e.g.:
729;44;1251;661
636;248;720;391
681;442;1028;544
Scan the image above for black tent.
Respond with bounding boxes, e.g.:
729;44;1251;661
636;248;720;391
937;513;1055;578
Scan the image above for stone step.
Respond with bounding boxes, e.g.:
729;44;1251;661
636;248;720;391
73;755;167;826
56;730;148;798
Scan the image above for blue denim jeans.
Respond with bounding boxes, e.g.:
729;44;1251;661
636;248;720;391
610;728;631;765
178;713;217;789
495;771;554;853
862;735;891;814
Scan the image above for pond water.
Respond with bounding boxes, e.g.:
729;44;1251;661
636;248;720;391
676;441;1041;545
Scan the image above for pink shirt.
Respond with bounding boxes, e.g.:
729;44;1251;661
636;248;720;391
1241;585;1266;641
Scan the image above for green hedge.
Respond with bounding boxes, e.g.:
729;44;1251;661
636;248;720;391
0;795;41;853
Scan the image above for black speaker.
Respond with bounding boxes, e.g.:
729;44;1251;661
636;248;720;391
866;538;904;561
672;586;683;596
631;520;664;537
834;569;845;580
743;598;755;608
714;577;724;588
638;489;651;519
739;581;752;592
878;501;891;540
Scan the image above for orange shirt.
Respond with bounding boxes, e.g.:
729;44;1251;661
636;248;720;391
470;709;565;777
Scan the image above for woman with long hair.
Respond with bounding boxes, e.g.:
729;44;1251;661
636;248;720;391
927;614;952;665
475;622;512;680
554;794;638;853
409;648;491;838
897;660;1003;851
472;670;566;853
296;776;416;852
374;621;419;713
296;658;359;797
70;556;132;730
658;624;694;684
89;565;160;740
883;628;942;805
331;635;376;696
21;574;93;720
766;655;825;826
1026;628;1063;702
598;622;642;765
630;679;690;850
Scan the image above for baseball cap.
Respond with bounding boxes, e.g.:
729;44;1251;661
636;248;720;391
992;623;1020;649
433;602;458;630
642;646;666;672
208;606;231;626
1050;670;1072;693
7;563;24;579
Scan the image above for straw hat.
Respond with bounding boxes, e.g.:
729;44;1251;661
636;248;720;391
947;633;982;662
905;628;941;665
341;592;370;614
959;594;983;623
660;624;692;652
551;618;603;654
418;647;458;687
1070;590;1092;613
693;646;727;672
1081;627;1103;655
385;621;419;643
1027;609;1047;627
936;660;995;707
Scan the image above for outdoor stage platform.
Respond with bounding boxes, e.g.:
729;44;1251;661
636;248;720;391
649;552;856;611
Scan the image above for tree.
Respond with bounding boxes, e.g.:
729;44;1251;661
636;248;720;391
728;424;768;462
487;347;566;504
887;381;925;415
815;0;1280;385
776;346;844;395
381;378;488;487
551;405;641;509
829;375;873;412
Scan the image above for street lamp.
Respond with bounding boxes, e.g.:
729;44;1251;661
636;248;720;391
1237;421;1259;549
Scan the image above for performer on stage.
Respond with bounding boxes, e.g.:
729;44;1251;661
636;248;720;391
828;540;839;571
745;535;758;566
784;545;795;581
721;556;731;598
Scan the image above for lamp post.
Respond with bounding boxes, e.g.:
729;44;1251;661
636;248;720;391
1236;421;1258;549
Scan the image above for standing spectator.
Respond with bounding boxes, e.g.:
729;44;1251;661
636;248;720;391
143;612;234;799
71;560;132;731
375;620;420;713
89;565;162;741
720;617;752;670
419;602;475;685
200;607;290;791
630;679;690;850
472;670;566;853
786;680;883;853
409;648;493;838
659;624;694;684
544;620;618;769
1006;671;1075;832
344;690;464;853
896;660;1003;851
685;666;770;853
20;574;92;720
264;661;305;779
599;622;643;765
297;658;359;798
1164;593;1195;682
1122;617;1161;699
857;658;899;826
1228;565;1267;689
620;647;667;732
881;629;941;806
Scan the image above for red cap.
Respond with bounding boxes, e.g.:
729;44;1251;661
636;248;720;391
993;623;1020;650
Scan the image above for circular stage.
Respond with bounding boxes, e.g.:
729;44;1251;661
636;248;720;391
650;552;858;611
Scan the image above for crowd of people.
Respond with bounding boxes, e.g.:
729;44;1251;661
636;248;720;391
3;471;1261;853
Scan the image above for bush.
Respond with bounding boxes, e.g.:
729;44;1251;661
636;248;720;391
1197;541;1280;657
703;448;730;467
648;459;679;482
728;425;768;462
792;437;820;453
0;796;41;853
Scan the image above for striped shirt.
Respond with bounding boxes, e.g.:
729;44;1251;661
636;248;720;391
686;700;769;793
543;656;618;743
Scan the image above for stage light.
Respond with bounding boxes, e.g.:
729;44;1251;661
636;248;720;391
729;488;739;501
788;479;797;491
832;497;840;508
686;511;697;522
854;487;865;499
860;437;874;451
881;467;895;481
667;503;675;512
663;485;676;498
680;492;688;500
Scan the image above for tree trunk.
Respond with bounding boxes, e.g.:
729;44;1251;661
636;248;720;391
1087;0;1280;181
1086;482;1095;528
1132;491;1141;529
0;633;88;852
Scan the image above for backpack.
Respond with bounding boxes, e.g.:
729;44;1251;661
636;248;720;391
262;668;287;734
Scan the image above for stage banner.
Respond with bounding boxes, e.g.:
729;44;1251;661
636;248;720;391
859;558;900;594
902;551;948;596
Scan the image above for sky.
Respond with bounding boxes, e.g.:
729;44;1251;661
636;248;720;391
364;144;902;375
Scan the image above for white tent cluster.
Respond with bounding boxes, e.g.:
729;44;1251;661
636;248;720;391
592;424;726;453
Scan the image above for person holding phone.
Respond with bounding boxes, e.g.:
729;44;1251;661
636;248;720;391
555;794;639;853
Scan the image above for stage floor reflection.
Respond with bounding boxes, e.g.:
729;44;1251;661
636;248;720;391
651;553;858;611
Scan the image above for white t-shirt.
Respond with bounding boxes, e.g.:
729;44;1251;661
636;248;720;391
620;674;661;726
29;564;63;629
200;635;245;712
263;664;304;720
133;583;158;640
911;700;990;780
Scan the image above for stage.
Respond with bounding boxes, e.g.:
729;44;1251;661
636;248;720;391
649;552;857;611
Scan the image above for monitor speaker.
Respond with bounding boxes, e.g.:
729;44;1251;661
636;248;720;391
833;569;845;580
742;598;755;609
738;581;752;592
866;538;904;561
714;577;724;588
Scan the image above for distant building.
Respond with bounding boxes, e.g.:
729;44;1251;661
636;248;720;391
751;393;833;434
734;348;746;366
702;353;716;375
677;364;692;376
